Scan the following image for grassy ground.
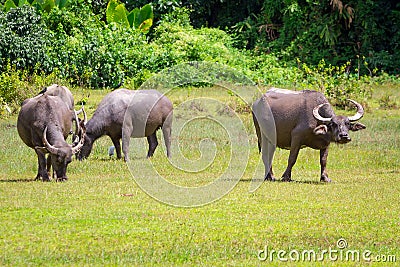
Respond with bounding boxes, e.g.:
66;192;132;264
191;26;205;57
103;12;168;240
0;84;399;266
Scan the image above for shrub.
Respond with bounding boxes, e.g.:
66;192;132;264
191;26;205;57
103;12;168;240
42;2;154;89
0;6;51;73
379;94;398;110
46;18;141;88
0;64;35;111
0;63;69;112
295;59;373;107
147;9;252;73
0;96;12;118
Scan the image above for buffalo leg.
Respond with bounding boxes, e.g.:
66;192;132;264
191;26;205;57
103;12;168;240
162;111;173;158
122;121;133;162
147;133;158;158
261;131;276;181
265;166;275;181
35;149;50;182
320;147;331;182
111;136;122;159
46;154;52;177
282;139;301;182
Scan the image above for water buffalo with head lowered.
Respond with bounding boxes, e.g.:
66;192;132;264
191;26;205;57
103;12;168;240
252;88;366;182
17;94;86;181
77;89;173;161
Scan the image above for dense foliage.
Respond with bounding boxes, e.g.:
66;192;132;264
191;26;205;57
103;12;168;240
232;0;400;75
110;0;400;75
0;0;398;113
0;5;51;72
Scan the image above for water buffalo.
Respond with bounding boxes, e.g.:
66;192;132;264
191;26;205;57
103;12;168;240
253;88;366;182
17;94;86;181
77;89;173;161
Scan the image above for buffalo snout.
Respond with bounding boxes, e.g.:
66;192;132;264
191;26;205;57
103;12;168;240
337;132;351;143
337;136;351;144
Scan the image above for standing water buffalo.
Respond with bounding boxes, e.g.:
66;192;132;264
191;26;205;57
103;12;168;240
77;89;173;161
17;94;86;181
253;88;366;182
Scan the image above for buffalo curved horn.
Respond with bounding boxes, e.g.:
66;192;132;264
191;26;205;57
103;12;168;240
312;103;332;123
73;110;79;136
73;106;87;137
347;99;364;122
75;106;87;124
81;106;87;125
43;126;59;154
71;122;86;155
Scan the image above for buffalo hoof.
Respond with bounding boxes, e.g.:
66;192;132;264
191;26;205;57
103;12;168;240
281;177;292;182
320;176;332;182
264;173;276;181
35;175;51;182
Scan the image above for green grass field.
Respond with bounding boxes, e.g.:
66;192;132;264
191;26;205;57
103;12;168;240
0;84;399;266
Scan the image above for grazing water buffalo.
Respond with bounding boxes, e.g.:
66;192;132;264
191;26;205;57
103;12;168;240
77;89;173;161
253;88;366;182
17;94;85;181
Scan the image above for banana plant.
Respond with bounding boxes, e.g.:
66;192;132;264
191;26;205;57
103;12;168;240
106;0;153;32
2;0;27;11
31;0;68;12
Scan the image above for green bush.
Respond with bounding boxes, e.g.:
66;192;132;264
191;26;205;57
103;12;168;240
249;56;374;107
0;96;11;118
43;3;87;37
45;13;146;88
0;63;69;112
231;1;400;76
379;94;398;110
0;64;27;107
148;9;252;72
0;5;51;73
294;59;373;107
0;64;38;113
41;2;154;89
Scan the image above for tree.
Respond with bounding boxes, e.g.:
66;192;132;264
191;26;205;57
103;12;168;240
241;0;400;74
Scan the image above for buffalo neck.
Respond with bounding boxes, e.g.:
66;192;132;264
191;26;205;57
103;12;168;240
85;117;106;141
46;125;68;147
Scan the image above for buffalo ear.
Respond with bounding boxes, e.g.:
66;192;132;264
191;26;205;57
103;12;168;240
313;125;328;135
350;122;366;131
